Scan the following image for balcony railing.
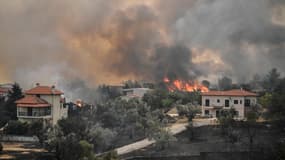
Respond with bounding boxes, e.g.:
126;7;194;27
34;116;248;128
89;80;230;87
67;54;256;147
18;111;51;118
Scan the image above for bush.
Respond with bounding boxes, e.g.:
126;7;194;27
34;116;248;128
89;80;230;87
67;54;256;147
4;120;29;135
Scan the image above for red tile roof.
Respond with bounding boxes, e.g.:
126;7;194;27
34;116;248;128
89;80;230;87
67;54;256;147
16;96;51;108
0;87;9;94
25;86;63;95
201;89;257;97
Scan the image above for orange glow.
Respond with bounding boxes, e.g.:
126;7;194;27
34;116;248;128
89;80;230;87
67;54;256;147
163;77;209;92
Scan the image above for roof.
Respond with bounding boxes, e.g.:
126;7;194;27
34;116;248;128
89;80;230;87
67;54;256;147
0;87;9;94
123;88;151;91
16;95;51;107
201;89;257;97
25;86;63;95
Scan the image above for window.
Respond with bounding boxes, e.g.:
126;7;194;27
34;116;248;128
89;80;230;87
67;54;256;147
234;100;239;104
205;99;210;106
205;110;209;115
225;100;229;107
245;99;251;107
240;100;242;104
217;99;220;103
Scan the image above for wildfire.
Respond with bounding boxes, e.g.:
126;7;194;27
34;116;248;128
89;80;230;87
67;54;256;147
163;77;209;92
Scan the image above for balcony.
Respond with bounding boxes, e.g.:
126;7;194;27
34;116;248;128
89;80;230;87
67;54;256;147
18;111;51;118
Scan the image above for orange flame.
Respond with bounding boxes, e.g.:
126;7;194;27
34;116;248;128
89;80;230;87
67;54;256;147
163;77;209;92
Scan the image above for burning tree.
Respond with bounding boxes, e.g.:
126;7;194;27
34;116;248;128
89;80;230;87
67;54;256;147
163;77;209;92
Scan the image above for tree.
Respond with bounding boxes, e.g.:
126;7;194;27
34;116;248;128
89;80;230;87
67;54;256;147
218;108;241;153
218;76;232;90
4;83;23;120
87;125;117;152
29;120;46;144
249;74;262;91
243;109;259;159
142;89;170;110
153;129;176;150
202;80;210;88
0;97;9;127
218;108;237;135
79;140;95;160
100;151;119;160
123;80;142;89
4;120;29;135
264;78;285;121
57;117;87;139
263;68;281;93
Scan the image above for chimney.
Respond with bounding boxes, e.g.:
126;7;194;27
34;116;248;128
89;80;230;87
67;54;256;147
51;85;55;94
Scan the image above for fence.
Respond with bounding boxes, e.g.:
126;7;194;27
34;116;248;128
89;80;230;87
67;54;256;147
0;135;39;142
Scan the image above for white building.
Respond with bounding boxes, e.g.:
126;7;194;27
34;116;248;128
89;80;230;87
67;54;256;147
0;83;13;101
201;89;257;119
121;88;151;100
16;84;68;125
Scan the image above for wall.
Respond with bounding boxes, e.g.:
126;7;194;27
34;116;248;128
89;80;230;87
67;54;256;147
41;95;67;125
1;135;39;142
201;96;256;119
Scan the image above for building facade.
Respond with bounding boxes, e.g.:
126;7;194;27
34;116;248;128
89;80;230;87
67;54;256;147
201;89;257;119
16;84;68;125
0;83;13;101
121;88;152;100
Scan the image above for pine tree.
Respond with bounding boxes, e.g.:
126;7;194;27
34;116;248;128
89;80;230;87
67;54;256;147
4;83;23;120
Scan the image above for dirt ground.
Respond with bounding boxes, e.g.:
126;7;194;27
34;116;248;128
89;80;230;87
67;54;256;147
122;122;284;159
0;142;49;160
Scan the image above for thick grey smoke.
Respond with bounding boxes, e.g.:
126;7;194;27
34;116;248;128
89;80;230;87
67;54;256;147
174;0;285;81
0;0;284;96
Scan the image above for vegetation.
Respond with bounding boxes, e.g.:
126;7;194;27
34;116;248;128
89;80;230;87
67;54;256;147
45;97;172;159
142;89;201;111
3;120;45;137
177;104;200;141
0;83;23;127
4;120;29;135
153;129;176;150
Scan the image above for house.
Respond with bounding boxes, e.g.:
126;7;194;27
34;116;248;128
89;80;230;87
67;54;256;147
0;83;13;101
15;83;68;125
121;88;151;100
201;89;257;119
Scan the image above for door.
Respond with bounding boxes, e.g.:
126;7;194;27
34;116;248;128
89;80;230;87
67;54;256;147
225;100;229;107
27;108;32;116
216;110;220;118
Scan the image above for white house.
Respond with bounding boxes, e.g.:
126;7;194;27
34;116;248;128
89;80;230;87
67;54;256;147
201;89;257;119
16;83;68;125
0;83;13;101
121;88;151;100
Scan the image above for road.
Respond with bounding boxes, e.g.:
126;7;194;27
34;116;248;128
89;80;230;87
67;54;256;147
116;118;215;155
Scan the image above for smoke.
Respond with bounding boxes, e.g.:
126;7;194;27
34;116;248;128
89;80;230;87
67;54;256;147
0;0;284;96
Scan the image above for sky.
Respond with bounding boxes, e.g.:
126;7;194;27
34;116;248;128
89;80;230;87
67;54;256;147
0;0;284;90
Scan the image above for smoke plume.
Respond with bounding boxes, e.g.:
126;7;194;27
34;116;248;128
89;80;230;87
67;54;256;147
0;0;284;94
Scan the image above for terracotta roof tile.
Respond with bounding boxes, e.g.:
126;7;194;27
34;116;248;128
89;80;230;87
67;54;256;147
0;87;9;94
16;95;51;108
201;89;257;97
25;86;63;95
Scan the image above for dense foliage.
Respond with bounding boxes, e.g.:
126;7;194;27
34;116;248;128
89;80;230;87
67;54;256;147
0;83;23;127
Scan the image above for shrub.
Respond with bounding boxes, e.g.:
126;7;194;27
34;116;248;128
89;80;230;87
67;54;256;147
4;120;29;135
